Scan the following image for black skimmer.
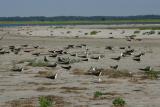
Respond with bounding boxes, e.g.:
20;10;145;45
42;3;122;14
12;66;23;72
139;66;152;71
105;46;113;50
46;72;58;80
44;56;49;62
90;56;101;60
47;63;57;68
78;53;88;58
49;53;57;58
61;65;71;70
110;65;118;70
111;56;121;61
133;57;141;62
81;58;88;61
32;52;40;56
134;52;145;57
70;53;77;57
119;47;126;50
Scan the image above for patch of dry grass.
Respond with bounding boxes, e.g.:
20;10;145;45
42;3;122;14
36;87;56;92
72;68;86;75
60;86;87;90
4;95;71;107
102;69;131;78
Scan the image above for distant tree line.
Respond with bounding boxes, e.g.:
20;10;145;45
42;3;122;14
0;15;160;21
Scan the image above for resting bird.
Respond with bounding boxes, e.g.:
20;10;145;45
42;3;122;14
105;46;113;50
49;53;57;58
81;58;88;61
133;57;141;62
139;66;152;71
47;63;57;68
111;56;121;61
46;73;58;80
12;66;23;72
61;65;71;70
32;52;40;56
110;65;118;70
90;56;101;60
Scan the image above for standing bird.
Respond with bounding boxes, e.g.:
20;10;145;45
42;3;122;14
44;56;48;62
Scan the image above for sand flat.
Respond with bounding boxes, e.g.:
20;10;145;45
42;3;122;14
0;25;160;107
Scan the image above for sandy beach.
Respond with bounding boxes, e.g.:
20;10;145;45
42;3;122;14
0;25;160;107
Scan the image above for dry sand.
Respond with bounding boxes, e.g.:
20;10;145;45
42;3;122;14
0;25;160;107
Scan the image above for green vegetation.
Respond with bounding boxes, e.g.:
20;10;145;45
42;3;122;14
0;19;160;25
113;97;126;107
145;70;159;80
134;30;140;34
143;30;156;35
39;96;54;107
28;60;48;67
90;31;98;35
84;33;88;35
18;59;36;64
94;91;103;98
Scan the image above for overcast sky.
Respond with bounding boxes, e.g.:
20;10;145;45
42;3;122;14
0;0;160;17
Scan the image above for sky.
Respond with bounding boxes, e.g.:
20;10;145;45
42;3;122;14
0;0;160;17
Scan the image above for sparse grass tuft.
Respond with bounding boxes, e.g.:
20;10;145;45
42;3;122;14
134;30;140;34
39;96;54;107
28;60;48;67
102;69;131;78
94;91;103;98
113;97;126;107
18;59;35;64
90;31;98;35
144;70;159;80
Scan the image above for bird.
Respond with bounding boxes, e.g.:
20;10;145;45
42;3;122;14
49;53;57;58
87;67;102;76
32;52;40;56
47;63;57;68
134;52;145;57
44;56;48;62
78;53;88;58
88;67;103;82
90;56;101;60
111;56;121;61
33;46;39;49
119;47;125;50
110;65;118;70
133;57;141;62
61;65;71;70
70;53;77;57
57;57;70;64
139;66;152;71
12;66;23;72
46;72;58;80
105;46;113;50
21;44;28;47
81;58;88;61
120;52;126;57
